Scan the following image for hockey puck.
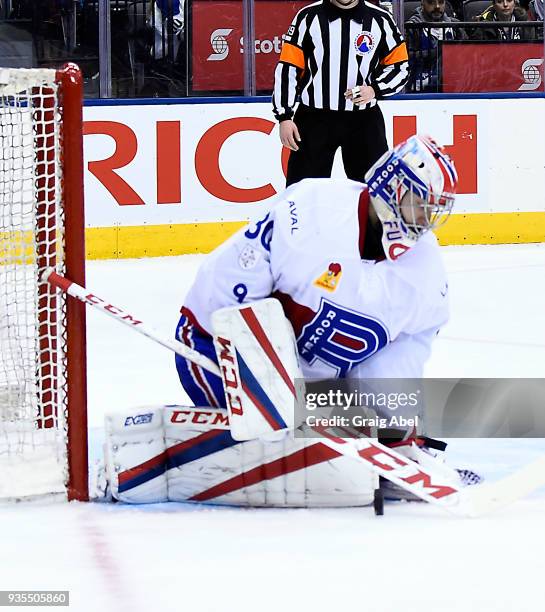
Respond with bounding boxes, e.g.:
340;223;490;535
373;488;384;516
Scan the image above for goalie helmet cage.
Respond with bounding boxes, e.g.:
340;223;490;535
0;64;88;502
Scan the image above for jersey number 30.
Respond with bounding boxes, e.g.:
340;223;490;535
297;299;389;376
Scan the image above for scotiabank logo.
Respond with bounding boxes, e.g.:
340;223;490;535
518;58;544;91
83;114;478;206
207;29;282;61
207;28;233;61
239;36;282;54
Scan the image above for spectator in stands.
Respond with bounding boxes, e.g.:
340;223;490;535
447;0;464;19
405;0;461;20
472;0;535;40
527;0;544;38
150;0;184;62
138;0;186;97
528;0;544;18
406;0;467;92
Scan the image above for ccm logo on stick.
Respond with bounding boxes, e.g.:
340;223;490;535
359;445;458;500
84;293;142;326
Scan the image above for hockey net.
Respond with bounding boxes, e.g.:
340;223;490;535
0;65;88;502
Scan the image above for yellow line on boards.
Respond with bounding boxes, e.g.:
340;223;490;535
85;221;248;259
2;213;545;262
85;213;545;259
434;212;545;246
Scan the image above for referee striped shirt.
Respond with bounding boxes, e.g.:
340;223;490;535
272;0;409;120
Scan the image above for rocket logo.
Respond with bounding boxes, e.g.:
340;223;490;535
313;262;342;292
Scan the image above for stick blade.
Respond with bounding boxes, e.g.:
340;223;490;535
461;454;545;517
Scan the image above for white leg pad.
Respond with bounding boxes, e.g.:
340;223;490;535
104;406;378;507
104;407;168;503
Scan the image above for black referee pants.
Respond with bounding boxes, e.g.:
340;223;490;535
285;104;388;187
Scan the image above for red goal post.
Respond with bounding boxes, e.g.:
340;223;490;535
0;64;88;502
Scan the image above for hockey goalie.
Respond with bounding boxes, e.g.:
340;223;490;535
100;135;480;510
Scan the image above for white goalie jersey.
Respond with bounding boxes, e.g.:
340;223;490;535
183;178;449;379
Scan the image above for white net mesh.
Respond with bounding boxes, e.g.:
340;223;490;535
0;68;68;501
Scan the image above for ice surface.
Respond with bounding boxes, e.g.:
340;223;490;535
1;244;544;612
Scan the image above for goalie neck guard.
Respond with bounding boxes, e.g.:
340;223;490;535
365;135;458;261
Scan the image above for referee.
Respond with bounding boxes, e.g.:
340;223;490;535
273;0;409;186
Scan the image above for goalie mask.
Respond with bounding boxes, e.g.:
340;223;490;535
365;135;457;261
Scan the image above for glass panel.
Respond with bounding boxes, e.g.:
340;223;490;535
126;0;187;97
0;1;188;99
1;1;542;98
187;0;305;96
254;0;309;95
402;0;544;94
188;0;244;95
0;1;100;98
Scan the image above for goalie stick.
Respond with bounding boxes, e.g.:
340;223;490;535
45;269;545;517
42;268;220;377
308;429;545;517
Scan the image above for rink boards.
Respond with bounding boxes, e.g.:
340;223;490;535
81;96;545;258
